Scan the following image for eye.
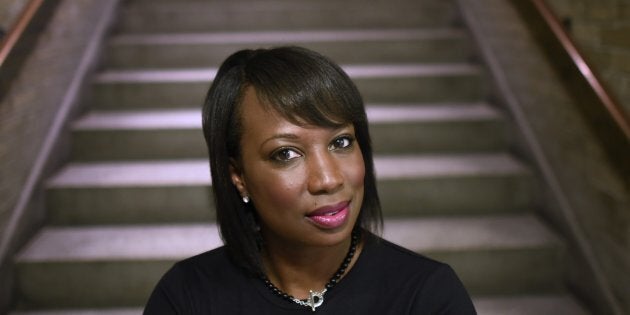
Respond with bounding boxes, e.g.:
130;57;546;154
329;135;354;151
270;148;302;162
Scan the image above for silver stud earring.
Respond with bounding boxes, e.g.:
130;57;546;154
242;196;250;204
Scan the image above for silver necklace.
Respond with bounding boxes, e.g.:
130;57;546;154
261;230;359;312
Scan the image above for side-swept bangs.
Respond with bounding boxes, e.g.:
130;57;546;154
245;47;364;130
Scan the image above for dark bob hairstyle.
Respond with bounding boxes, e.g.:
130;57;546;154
202;46;382;276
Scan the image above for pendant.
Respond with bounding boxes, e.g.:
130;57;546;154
307;290;324;311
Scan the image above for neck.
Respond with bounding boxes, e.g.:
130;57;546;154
260;231;362;300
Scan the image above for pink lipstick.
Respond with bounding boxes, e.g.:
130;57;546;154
306;201;350;229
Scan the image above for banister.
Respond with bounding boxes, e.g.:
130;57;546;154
0;0;59;98
512;0;630;180
530;0;630;140
0;0;43;65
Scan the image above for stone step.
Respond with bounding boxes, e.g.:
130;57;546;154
45;153;535;225
383;215;564;295
9;295;591;315
116;0;458;33
474;295;590;315
105;29;474;69
71;103;508;161
14;214;563;309
91;64;486;109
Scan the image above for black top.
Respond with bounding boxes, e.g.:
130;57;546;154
144;234;476;314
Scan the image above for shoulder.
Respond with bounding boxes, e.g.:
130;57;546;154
365;234;445;275
176;245;232;272
144;246;239;314
160;246;232;282
360;234;477;314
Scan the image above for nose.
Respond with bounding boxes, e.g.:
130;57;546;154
307;151;344;195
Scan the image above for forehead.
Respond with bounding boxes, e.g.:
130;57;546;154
239;87;289;132
238;87;302;147
238;87;348;145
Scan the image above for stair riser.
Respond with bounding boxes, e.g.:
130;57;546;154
432;247;565;295
118;1;457;33
373;121;508;154
91;75;485;109
15;247;560;308
47;174;534;225
47;186;214;225
377;175;535;216
71;120;508;161
16;261;173;309
105;37;473;69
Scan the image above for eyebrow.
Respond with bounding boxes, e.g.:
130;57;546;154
261;133;300;148
259;125;352;149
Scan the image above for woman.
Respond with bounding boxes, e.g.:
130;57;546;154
144;47;476;314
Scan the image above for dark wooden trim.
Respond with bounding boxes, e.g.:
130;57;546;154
512;0;630;180
0;0;60;99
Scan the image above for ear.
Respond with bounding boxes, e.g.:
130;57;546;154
229;158;248;198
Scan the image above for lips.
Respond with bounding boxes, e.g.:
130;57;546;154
306;201;350;229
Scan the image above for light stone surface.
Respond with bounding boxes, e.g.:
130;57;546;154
111;29;464;45
474;295;590;315
0;0;28;32
94;63;480;83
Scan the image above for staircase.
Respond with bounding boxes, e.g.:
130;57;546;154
12;0;590;314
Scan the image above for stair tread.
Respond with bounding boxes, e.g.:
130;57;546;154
17;224;221;262
105;28;473;69
110;28;465;46
94;63;481;83
383;215;560;252
46;153;528;188
474;295;590;315
118;0;456;33
16;214;560;262
73;103;500;130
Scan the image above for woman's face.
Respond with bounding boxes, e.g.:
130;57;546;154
230;87;365;249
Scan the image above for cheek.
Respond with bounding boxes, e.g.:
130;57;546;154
247;168;305;210
347;153;366;192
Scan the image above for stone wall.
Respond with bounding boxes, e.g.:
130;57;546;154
0;0;29;36
541;2;630;312
0;0;116;312
546;0;630;113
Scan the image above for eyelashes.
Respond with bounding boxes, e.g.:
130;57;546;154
329;136;353;151
269;135;355;163
270;147;302;162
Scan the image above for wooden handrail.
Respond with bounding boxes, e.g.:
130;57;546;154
511;0;630;181
0;0;44;65
530;0;630;141
0;0;58;98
